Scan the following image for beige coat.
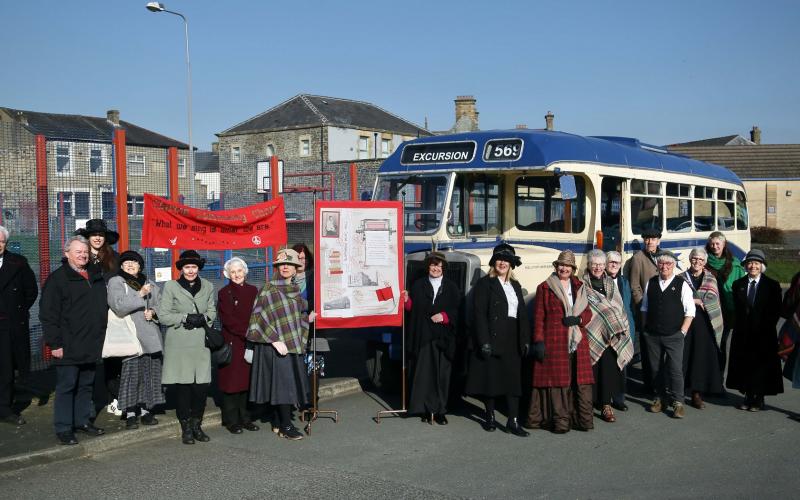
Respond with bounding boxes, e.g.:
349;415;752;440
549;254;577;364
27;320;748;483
159;278;217;384
628;249;658;331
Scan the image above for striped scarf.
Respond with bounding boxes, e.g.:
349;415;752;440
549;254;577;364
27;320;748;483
681;271;724;347
246;277;309;354
581;273;633;369
545;274;589;353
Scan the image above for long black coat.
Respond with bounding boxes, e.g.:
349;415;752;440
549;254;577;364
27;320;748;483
40;261;108;365
726;274;783;395
465;275;530;397
0;251;38;372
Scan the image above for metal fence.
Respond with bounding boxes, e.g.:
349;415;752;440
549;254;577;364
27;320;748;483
0;121;379;371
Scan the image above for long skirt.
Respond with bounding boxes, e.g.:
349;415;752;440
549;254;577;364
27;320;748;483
249;344;310;406
527;352;593;432
683;311;724;394
592;348;623;406
408;342;452;415
465;317;521;397
117;353;165;410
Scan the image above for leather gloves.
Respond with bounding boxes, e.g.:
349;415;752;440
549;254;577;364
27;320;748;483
532;342;546;362
184;313;206;329
479;343;492;359
562;315;582;327
521;344;530;357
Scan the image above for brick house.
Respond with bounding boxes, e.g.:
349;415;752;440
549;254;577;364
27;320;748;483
216;94;431;211
668;127;800;230
0;107;205;235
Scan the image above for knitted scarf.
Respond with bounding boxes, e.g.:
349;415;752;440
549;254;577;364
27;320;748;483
545;273;589;353
118;269;146;291
581;273;633;369
681;271;724;347
705;253;745;321
246;276;309;354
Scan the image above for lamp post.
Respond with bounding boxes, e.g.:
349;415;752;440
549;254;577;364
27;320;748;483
146;2;194;200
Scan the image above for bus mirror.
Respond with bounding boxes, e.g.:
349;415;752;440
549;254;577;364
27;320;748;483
559;175;578;200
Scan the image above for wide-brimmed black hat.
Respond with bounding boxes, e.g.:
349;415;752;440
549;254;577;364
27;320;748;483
641;228;662;239
75;219;119;245
175;250;205;270
489;243;521;269
118;250;144;269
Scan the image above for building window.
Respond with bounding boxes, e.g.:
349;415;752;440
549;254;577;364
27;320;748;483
666;183;693;233
55;143;72;176
266;144;275;158
231;146;241;163
299;136;311;157
57;192;72;216
127;195;145;216
89;146;106;175
358;136;369;159
381;138;391;158
717;188;736;230
56;191;90;217
736;190;748;230
178;158;187;178
101;191;115;219
128;153;146;176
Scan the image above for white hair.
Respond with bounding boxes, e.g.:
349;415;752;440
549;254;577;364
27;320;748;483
689;247;708;261
656;252;677;264
64;235;88;253
223;257;249;279
606;250;622;262
0;225;8;242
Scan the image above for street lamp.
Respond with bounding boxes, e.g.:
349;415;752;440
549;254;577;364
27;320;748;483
145;2;194;199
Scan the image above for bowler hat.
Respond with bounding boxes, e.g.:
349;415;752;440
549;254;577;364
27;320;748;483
490;243;521;269
743;248;766;265
75;219;119;245
273;248;302;267
552;250;577;270
175;250;205;270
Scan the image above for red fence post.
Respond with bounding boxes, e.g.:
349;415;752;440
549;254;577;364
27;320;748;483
270;155;281;276
35;135;51;285
349;162;358;201
113;129;130;251
168;146;181;279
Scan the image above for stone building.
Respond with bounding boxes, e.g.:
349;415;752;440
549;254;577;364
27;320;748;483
668;127;800;230
0;107;206;235
216;94;431;212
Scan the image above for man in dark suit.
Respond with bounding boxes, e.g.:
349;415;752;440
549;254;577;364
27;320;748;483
0;225;38;426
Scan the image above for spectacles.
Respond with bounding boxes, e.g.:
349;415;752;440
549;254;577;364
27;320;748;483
689;257;705;262
607;260;621;265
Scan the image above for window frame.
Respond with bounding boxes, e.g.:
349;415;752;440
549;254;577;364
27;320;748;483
127;153;147;176
231;145;242;164
514;175;586;234
88;144;108;176
54;142;73;177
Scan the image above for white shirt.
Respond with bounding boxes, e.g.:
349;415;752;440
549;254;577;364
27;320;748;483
499;278;518;318
428;275;443;303
640;274;696;318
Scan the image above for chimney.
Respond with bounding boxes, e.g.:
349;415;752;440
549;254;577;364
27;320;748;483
515;124;527;129
454;95;479;131
211;142;219;154
14;111;28;126
545;111;554;131
750;125;761;145
107;109;120;126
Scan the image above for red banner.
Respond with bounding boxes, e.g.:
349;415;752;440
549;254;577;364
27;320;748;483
141;193;287;250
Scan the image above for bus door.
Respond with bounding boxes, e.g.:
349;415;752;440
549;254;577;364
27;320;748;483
600;177;624;252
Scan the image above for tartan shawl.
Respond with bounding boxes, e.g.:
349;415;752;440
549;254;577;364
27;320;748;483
581;273;633;369
681;271;724;347
246;277;309;354
545;273;589;353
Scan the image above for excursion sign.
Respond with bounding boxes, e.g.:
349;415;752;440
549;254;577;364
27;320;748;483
400;141;475;165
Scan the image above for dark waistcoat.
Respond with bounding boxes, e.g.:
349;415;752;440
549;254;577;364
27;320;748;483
645;275;683;335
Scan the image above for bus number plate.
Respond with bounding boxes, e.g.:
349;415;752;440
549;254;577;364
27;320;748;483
484;139;523;162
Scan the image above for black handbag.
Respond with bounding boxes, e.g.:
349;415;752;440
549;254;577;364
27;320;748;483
193;303;224;350
211;340;233;367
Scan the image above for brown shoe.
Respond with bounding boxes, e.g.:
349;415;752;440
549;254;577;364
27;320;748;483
649;398;662;413
691;392;705;410
601;405;616;423
672;402;686;419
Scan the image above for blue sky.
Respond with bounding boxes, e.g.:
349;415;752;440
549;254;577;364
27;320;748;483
2;0;798;149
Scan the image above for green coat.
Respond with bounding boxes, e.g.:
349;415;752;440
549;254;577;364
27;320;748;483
159;278;217;384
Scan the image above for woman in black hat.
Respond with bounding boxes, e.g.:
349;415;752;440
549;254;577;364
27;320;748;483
402;251;460;425
465;243;530;437
75;219;119;283
726;249;783;410
158;250;217;444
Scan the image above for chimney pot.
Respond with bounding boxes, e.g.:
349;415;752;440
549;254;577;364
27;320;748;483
107;109;120;126
211;142;219;154
750;125;761;145
545;111;555;131
515;124;527;129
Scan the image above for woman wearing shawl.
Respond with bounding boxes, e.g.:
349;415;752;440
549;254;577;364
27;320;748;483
704;231;745;370
107;250;164;429
780;270;800;389
247;249;314;441
581;250;633;423
679;248;725;409
527;250;594;434
465;244;530;437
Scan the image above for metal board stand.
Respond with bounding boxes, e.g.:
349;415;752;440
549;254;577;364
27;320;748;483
376;315;407;422
301;325;338;435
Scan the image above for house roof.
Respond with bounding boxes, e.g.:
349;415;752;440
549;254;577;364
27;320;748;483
218;94;431;137
0;107;189;149
668;135;754;147
194;151;219;173
667;144;800;180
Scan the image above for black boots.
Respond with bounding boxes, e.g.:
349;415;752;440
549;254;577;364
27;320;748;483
506;418;530;437
482;410;497;432
179;419;194;445
191;418;210;442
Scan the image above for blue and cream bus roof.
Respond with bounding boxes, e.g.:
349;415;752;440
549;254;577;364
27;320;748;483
379;129;742;186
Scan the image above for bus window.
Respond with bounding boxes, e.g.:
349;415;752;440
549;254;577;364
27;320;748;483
447;176;465;237
736;190;748;230
630;180;662;235
694;186;715;231
375;174;449;234
515;176;585;233
666;183;692;232
468;176;501;236
717;189;735;230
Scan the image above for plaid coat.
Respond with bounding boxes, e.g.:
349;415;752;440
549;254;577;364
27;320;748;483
532;277;594;387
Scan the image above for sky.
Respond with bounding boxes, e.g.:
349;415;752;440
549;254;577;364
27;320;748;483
2;0;799;150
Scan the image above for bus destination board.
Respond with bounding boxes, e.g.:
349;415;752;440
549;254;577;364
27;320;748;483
401;141;476;165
